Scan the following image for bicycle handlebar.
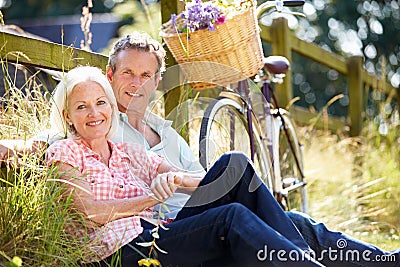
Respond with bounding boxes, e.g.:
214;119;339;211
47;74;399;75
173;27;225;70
257;0;305;18
283;0;305;7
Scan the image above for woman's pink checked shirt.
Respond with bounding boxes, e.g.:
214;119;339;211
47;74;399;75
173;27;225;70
46;138;163;262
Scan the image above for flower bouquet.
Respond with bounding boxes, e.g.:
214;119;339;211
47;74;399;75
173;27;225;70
160;0;264;90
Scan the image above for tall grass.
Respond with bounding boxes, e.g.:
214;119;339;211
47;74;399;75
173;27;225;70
0;62;88;266
0;53;399;266
302;121;400;251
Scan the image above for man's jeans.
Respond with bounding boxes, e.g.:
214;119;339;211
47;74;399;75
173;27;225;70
110;152;322;266
288;211;400;267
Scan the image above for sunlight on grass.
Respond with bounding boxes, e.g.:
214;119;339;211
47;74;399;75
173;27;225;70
302;128;400;251
0;62;90;266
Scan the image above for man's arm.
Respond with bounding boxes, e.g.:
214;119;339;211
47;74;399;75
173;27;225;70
0;140;48;164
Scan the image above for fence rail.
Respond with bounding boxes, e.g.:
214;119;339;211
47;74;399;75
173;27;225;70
0;16;398;136
0;31;108;72
260;18;399;136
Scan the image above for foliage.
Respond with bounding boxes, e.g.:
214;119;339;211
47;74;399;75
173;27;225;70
302;118;400;250
298;0;400;88
0;161;89;266
105;0;162;51
0;0;111;20
0;59;90;267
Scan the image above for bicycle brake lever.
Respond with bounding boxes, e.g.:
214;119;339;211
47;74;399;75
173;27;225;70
257;1;306;19
272;74;286;84
258;8;277;21
281;10;306;18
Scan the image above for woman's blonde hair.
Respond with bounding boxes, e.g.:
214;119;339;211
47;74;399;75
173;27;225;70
49;66;119;139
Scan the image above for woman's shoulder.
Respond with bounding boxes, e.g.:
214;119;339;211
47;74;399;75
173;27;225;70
47;139;81;155
48;138;77;148
46;139;83;166
113;141;147;156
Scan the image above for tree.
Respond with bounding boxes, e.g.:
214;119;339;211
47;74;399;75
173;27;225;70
1;0;111;20
258;0;400;117
300;0;400;88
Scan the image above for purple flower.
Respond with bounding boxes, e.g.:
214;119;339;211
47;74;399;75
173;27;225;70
171;14;177;26
170;0;225;33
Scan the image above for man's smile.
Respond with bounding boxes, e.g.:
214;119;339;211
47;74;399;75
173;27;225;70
126;92;143;97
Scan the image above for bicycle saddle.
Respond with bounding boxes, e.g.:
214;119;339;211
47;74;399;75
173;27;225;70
264;56;290;75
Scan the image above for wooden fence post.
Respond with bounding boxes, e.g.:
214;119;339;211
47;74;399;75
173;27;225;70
270;17;292;108
161;0;184;117
160;0;192;141
347;56;364;136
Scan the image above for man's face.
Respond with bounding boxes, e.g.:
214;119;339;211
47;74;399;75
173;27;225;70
107;49;160;113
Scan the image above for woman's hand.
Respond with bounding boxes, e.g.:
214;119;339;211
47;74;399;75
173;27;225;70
151;172;183;201
150;171;203;200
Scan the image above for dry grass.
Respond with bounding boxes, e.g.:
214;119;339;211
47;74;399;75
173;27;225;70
301;128;400;251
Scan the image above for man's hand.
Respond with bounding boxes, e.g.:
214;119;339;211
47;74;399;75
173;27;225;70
0;144;15;163
150;172;184;202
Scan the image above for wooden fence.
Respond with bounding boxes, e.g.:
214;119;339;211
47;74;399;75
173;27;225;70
0;15;398;136
260;17;399;136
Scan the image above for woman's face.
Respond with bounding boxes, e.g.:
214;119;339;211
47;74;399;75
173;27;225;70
65;81;113;142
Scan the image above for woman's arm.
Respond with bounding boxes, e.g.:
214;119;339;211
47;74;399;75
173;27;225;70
57;163;160;225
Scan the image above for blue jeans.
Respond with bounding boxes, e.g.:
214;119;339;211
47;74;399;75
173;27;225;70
101;152;322;266
287;211;400;267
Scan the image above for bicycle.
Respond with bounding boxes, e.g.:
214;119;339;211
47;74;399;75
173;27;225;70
198;0;307;212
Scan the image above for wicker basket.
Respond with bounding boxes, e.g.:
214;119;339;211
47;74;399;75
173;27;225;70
160;1;264;90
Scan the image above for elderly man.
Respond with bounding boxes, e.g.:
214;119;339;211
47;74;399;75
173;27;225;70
103;31;399;266
1;31;398;266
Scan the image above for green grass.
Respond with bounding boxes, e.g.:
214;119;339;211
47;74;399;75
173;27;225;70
0;64;89;266
0;59;399;265
0;160;88;266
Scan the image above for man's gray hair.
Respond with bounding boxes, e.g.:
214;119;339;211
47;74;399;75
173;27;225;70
108;32;166;75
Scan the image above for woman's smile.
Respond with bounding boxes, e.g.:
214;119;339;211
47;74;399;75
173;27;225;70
66;80;113;142
86;120;105;126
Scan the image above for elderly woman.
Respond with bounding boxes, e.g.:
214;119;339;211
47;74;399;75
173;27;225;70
46;66;326;267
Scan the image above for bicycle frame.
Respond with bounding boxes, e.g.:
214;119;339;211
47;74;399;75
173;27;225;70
261;77;305;182
198;0;308;211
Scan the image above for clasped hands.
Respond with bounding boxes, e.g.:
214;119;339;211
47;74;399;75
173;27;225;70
150;172;185;202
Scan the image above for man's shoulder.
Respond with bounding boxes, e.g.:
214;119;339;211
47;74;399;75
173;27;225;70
144;110;173;128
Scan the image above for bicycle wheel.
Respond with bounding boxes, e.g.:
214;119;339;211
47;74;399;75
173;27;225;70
199;96;274;190
274;109;308;212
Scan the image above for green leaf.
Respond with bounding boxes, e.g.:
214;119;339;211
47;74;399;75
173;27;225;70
12;256;22;267
151;231;160;239
161;202;170;213
153;242;168;254
159;211;165;220
136;241;154;247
